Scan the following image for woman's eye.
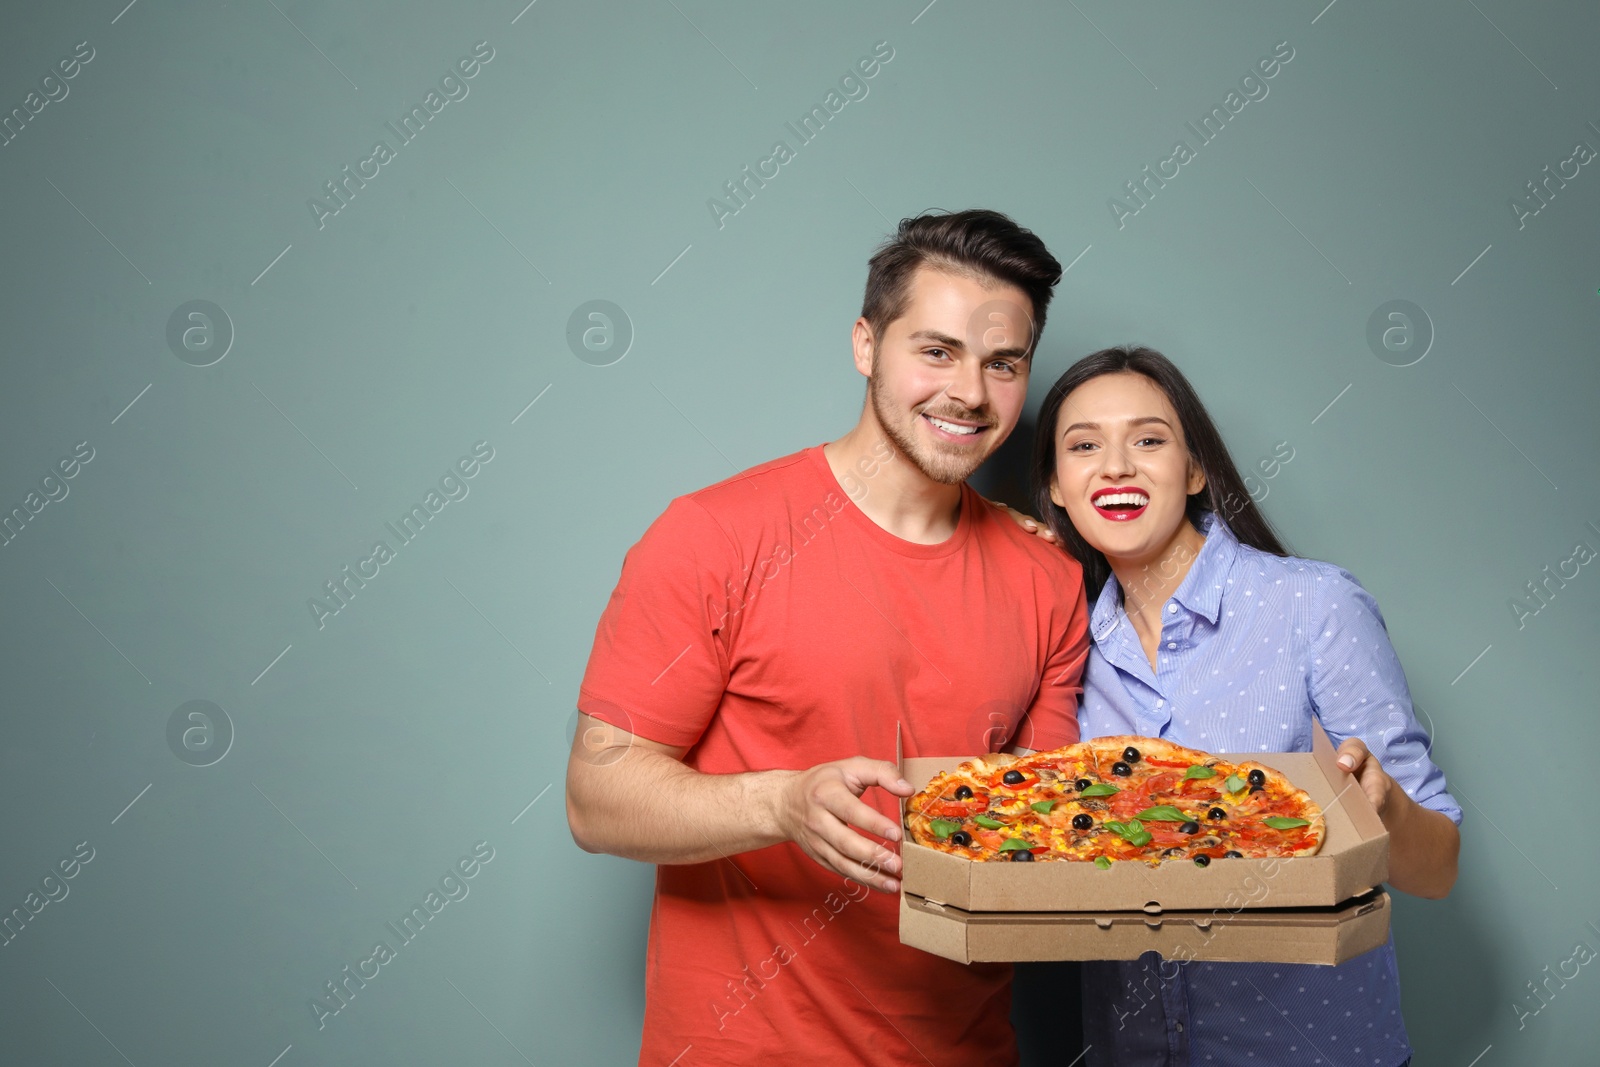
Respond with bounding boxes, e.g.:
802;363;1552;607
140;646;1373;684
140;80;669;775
1136;436;1166;447
1066;441;1097;453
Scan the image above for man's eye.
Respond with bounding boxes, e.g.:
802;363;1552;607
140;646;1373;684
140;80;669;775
925;348;950;360
987;360;1019;375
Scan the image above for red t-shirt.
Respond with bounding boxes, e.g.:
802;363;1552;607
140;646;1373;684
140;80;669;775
578;445;1089;1067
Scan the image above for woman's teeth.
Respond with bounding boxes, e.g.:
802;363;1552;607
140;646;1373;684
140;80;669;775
1095;493;1149;509
926;416;979;436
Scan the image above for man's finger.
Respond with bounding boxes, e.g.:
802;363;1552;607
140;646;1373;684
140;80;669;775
810;833;900;892
842;757;915;799
821;786;905;845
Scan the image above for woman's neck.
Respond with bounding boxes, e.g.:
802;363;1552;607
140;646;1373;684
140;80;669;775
1107;518;1209;638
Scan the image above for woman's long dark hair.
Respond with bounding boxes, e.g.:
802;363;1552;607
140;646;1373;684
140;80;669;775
1030;345;1290;599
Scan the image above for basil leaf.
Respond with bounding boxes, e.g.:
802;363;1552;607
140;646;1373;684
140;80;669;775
1183;765;1216;780
973;814;1004;829
1093;856;1112;870
1030;800;1056;814
1262;816;1310;830
930;819;960;840
1225;774;1247;794
1103;818;1153;848
1132;805;1189;823
998;838;1032;852
1077;783;1120;798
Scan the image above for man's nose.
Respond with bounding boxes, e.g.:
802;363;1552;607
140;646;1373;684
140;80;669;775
944;356;987;411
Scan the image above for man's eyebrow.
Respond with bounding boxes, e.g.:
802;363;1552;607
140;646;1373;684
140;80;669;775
907;329;965;350
1061;415;1174;435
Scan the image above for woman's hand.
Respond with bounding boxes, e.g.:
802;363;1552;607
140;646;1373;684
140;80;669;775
1335;737;1460;899
1334;738;1398;816
986;499;1057;542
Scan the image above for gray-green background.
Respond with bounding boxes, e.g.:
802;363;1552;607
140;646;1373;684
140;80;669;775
2;1;1596;1064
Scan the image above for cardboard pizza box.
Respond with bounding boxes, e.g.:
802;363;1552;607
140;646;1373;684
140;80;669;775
899;887;1392;965
896;721;1389;914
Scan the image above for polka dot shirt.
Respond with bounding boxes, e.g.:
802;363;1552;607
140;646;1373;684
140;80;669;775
1076;512;1460;1067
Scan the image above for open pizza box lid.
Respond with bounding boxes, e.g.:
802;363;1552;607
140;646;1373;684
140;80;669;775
900;887;1392;965
895;720;1388;913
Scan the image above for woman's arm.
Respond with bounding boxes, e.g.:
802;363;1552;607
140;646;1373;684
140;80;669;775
1305;569;1463;899
1334;737;1460;898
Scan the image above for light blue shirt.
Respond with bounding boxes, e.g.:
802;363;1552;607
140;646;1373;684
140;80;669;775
1078;511;1460;1067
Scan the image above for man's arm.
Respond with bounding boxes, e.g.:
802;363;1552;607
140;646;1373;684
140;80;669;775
564;712;912;892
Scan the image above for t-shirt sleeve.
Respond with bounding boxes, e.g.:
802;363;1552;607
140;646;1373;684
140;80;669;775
1307;568;1462;826
1016;565;1091;751
577;496;737;750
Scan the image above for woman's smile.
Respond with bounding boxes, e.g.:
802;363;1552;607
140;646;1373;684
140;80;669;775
1089;485;1150;521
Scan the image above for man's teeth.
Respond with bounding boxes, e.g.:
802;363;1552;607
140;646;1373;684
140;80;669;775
927;416;980;436
1095;492;1149;508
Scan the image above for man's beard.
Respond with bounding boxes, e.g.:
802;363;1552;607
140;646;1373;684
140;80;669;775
868;366;998;486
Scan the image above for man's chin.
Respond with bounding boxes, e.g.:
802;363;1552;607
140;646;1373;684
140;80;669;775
904;441;995;485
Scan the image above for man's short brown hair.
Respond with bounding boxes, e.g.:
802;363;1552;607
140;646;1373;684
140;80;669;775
860;208;1062;351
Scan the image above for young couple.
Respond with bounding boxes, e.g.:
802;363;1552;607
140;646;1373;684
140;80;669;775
566;209;1460;1067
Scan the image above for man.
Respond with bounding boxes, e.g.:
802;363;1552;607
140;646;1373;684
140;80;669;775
566;209;1090;1066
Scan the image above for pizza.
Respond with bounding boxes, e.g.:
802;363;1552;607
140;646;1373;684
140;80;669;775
904;735;1325;866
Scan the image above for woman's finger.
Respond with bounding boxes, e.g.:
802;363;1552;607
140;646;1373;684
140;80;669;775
1335;738;1369;773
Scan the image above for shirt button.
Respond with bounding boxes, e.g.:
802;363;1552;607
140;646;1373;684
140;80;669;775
1156;699;1165;708
1167;641;1177;649
1167;603;1178;614
1175;1021;1185;1033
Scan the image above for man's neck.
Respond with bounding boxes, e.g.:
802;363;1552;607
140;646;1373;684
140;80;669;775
823;419;964;546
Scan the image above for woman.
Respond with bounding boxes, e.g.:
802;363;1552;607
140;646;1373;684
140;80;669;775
1020;345;1460;1067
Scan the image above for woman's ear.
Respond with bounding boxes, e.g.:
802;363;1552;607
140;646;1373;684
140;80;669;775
1186;457;1207;498
1048;476;1065;509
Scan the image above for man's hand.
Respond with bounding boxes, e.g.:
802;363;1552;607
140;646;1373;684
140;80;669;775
766;757;914;894
986;498;1057;542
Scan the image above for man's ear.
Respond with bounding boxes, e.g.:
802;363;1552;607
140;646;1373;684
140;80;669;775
851;317;875;379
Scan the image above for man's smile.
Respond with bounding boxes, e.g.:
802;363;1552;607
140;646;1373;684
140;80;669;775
921;412;991;442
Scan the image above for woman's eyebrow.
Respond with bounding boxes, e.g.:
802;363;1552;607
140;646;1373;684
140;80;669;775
1061;415;1175;435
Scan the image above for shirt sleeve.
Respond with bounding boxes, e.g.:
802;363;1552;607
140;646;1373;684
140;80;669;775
1015;564;1091;751
1307;567;1462;825
576;496;737;750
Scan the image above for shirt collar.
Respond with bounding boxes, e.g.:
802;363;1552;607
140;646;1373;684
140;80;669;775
1089;511;1240;639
